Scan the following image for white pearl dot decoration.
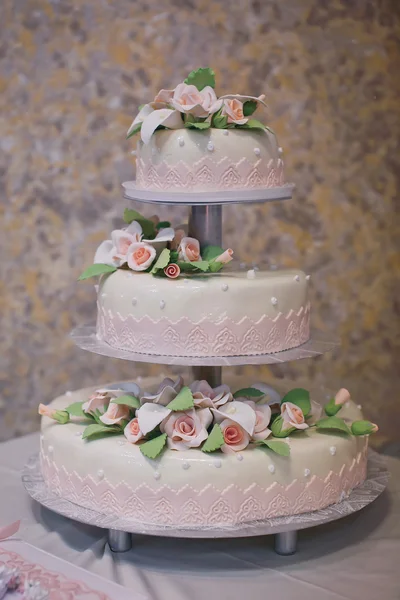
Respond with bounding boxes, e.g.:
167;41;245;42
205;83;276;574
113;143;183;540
357;404;362;410
97;469;104;480
247;269;256;279
182;462;190;470
254;147;261;156
278;147;283;154
330;446;337;456
271;297;278;306
66;391;72;397
101;293;107;298
40;434;44;442
221;283;229;292
306;275;311;281
154;471;161;481
207;141;214;152
132;298;137;306
178;136;185;147
304;468;311;477
268;464;275;474
137;376;142;383
75;431;82;437
223;130;229;136
48;446;54;454
214;459;222;468
160;300;166;309
294;275;300;282
236;454;244;461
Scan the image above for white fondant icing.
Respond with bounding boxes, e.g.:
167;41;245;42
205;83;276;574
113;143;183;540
246;269;256;279
48;445;53;454
132;298;137;306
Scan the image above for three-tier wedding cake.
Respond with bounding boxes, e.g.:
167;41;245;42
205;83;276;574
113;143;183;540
38;68;377;528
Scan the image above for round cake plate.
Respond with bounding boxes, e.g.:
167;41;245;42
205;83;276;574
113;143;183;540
70;326;340;367
122;181;295;206
22;451;388;555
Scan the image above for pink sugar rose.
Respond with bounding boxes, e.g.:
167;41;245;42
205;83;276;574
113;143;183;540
281;401;309;431
178;237;201;262
154;88;174;103
127;242;156;271
124;417;144;444
82;390;111;416
334;388;351;406
171;83;220;118
220;418;250;454
221;98;248;125
213;248;234;265
160;408;212;451
100;402;130;425
243;400;272;441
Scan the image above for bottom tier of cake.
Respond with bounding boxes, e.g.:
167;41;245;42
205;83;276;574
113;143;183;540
39;381;368;528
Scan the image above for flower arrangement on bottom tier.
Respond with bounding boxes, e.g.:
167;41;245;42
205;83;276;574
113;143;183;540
39;378;378;460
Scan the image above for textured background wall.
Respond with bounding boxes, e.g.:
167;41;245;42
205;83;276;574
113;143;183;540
0;0;399;444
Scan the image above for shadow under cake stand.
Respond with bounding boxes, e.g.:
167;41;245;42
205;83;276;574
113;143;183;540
30;183;385;555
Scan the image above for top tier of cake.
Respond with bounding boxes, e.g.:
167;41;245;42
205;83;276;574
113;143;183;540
127;67;287;194
135;128;285;193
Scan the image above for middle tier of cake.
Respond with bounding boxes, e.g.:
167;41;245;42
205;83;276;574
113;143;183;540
96;268;310;357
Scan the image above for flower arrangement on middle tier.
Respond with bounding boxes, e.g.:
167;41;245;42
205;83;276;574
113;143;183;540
78;208;233;281
39;377;378;460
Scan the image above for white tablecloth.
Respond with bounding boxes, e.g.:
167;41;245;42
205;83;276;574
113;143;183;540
1;433;399;600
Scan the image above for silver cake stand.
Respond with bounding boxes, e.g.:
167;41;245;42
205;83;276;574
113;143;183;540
22;451;389;555
64;183;369;555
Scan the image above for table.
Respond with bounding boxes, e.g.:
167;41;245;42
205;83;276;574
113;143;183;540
1;433;399;600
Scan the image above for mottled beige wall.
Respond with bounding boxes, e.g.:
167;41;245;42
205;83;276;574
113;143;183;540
1;0;399;444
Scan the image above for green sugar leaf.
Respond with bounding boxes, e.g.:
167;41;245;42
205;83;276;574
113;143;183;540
156;221;171;230
316;416;351;435
184;67;216;90
111;395;140;409
281;388;311;417
123;208;145;224
213;114;228;129
65;402;89;419
241;118;267;130
82;424;121;440
78;264;117;281
166;386;194;411
351;420;376;436
202;424;224;453
123;208;156;238
201;245;224;261
185;121;211;130
258;439;290;456
151;248;171;274
177;260;209;273
270;416;295;438
243;100;258;117
140;433;168;459
324;397;342;417
233;387;265;399
126;122;142;140
208;260;224;273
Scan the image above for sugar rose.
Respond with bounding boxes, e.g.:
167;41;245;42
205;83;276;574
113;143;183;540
220;418;250;453
127;242;156;271
124;418;144;444
171;83;219;118
100;402;130;425
281;402;308;431
178;237;201;262
221;98;248;125
161;408;212;451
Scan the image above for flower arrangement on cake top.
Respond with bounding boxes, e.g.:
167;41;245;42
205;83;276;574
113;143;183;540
78;208;233;281
39;378;378;461
127;67;272;144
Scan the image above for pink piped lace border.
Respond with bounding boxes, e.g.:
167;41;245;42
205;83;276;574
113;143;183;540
96;304;311;357
40;447;367;527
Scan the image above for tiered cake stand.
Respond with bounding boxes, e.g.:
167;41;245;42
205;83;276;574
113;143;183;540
26;183;389;556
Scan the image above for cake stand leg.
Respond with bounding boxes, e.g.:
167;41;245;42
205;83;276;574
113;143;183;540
189;205;223;386
274;530;297;555
108;529;132;553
